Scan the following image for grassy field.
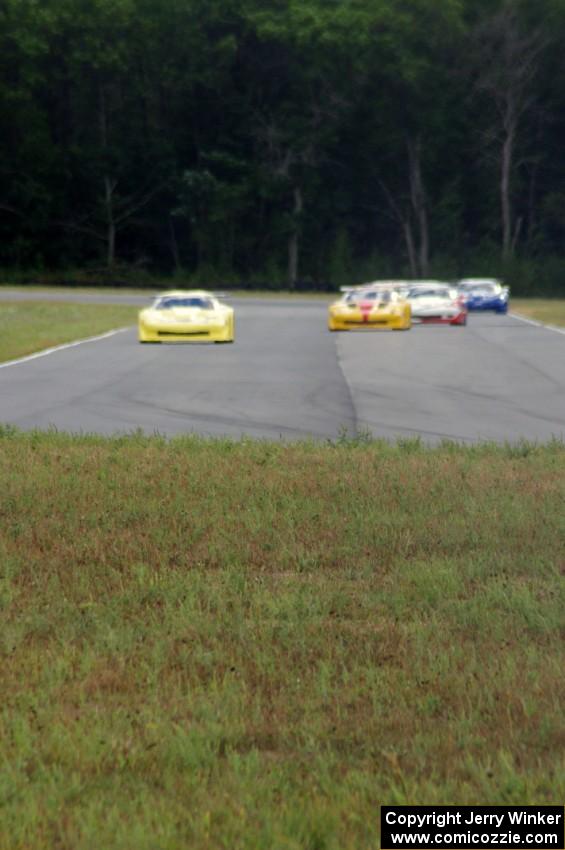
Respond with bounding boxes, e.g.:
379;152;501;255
0;301;138;362
511;298;565;327
0;429;563;849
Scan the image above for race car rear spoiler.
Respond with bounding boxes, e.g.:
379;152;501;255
339;280;408;292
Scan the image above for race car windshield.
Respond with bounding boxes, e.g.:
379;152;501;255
156;297;214;309
347;290;391;303
408;288;447;299
460;283;497;294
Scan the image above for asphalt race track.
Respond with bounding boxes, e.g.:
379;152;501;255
0;292;564;443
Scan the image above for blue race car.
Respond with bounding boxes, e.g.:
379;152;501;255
457;278;509;313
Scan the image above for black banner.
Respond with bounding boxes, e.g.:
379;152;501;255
381;806;564;849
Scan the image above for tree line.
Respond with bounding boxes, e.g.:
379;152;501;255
1;0;565;292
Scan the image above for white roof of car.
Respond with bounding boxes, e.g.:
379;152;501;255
155;289;217;298
405;280;450;288
458;278;501;285
340;280;408;292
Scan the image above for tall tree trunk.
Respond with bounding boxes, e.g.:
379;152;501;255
104;175;116;268
472;7;546;260
403;220;418;279
380;179;418;277
408;138;429;276
418;204;429;277
501;128;514;259
526;169;538;248
99;85;117;268
288;185;303;289
526;162;538;248
169;215;181;271
526;115;543;247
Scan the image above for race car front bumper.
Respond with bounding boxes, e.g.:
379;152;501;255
412;310;467;326
465;298;508;313
138;319;233;343
328;310;411;331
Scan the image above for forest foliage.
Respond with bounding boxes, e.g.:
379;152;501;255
2;0;565;292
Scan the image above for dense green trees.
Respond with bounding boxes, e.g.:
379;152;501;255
1;0;564;291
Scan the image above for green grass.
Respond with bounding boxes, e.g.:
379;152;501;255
0;429;563;849
0;301;138;362
511;298;565;327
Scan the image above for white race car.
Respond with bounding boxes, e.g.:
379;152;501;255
404;282;467;326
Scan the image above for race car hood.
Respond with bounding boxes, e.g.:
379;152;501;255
467;292;503;302
410;296;451;309
333;300;395;314
409;296;457;313
146;307;220;321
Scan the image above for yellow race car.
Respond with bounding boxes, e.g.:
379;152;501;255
328;284;411;331
138;290;234;343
